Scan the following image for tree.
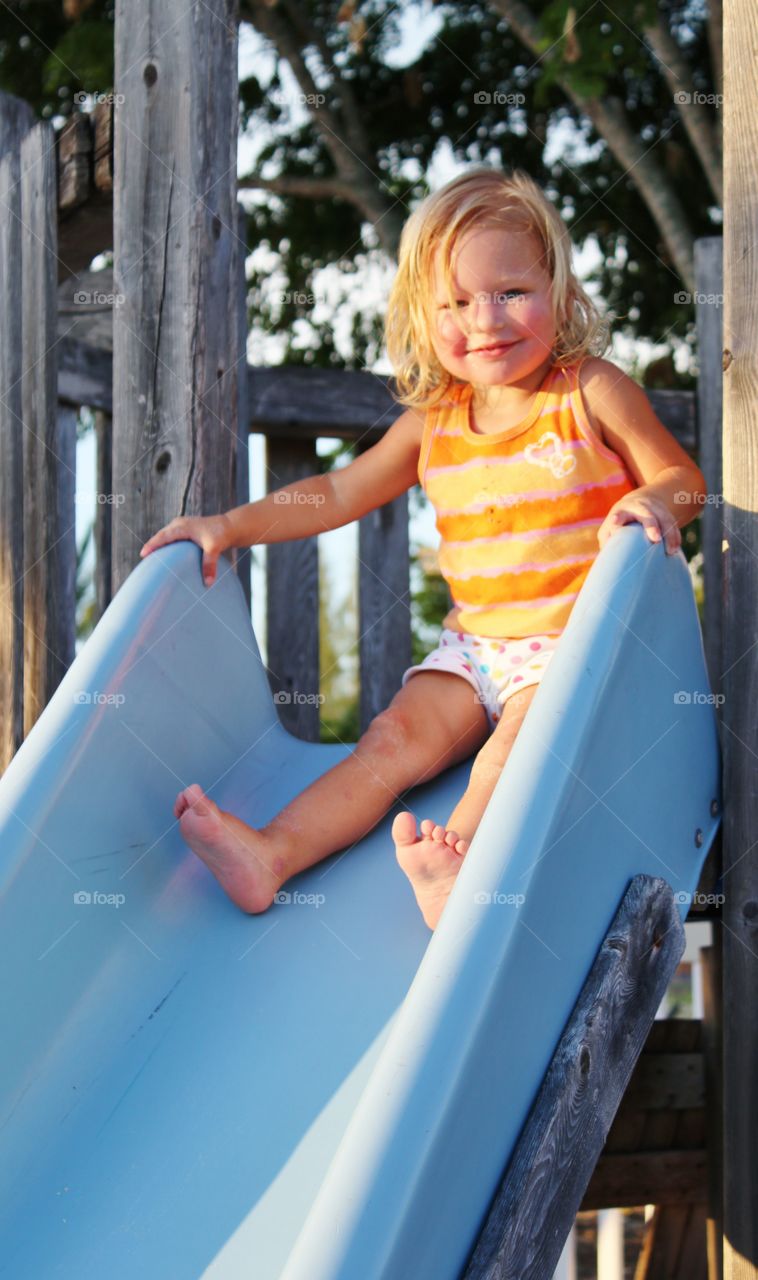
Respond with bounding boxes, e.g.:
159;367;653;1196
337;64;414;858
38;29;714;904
0;1;722;370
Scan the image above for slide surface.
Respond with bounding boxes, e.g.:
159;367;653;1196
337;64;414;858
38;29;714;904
0;526;719;1279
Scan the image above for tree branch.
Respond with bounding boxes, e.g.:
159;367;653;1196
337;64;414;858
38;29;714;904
238;173;356;200
644;17;722;204
488;0;698;290
241;0;405;256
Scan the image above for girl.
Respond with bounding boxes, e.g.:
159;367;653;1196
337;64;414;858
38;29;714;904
140;166;706;930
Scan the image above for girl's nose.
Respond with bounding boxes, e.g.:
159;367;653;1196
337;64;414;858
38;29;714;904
469;292;506;331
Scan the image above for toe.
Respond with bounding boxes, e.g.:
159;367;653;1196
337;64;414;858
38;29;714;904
183;783;212;818
454;839;469;855
392;811;418;847
420;818;435;837
432;824;446;842
444;829;459;848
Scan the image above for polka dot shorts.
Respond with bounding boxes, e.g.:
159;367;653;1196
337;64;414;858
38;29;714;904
402;629;562;729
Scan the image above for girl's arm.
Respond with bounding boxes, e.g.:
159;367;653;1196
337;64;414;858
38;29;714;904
139;406;425;584
579;358;707;555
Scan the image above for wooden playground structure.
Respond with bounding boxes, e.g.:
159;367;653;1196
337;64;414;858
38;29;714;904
0;1;755;1275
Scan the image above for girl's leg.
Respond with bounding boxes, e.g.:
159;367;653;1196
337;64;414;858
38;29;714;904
393;685;537;929
174;671;489;913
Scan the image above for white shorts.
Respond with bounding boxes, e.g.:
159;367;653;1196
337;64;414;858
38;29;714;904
402;628;561;729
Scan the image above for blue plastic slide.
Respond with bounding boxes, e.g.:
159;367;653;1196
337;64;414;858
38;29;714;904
0;525;719;1279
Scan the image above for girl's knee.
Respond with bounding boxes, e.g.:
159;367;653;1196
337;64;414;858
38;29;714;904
360;704;419;754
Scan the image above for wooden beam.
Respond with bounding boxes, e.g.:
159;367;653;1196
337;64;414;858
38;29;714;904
358;493;411;729
582;1150;708;1210
57;338;699;450
717;0;752;1269
0;92;36;772
462;876;685;1280
721;2;758;1275
21;123;76;736
264;438;320;741
94;411;113;623
111;0;241;595
235;203;251;612
702;940;724;1280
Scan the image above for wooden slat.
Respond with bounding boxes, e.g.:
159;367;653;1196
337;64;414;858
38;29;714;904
235;203;251;612
111;0;241;595
462;876;685;1280
695;238;724;699
94;411;113;623
55;340;698;450
358;493;411;729
265;438;320;741
621;1052;704;1111
21;124;76;735
721;6;758;1275
58;336;113;412
582;1150;708;1210
0;93;36;771
702;941;724;1280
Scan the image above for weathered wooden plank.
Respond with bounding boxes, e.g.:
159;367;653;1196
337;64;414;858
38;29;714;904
55;339;698;450
702;940;724;1280
695;238;724;699
721;7;758;1275
94;411;113;623
235;203;251;612
21;123;76;736
582;1150;708;1211
58;336;113;412
0;93;36;772
111;0;240;595
265;438;320;741
462;876;685;1280
621;1052;704;1111
358;492;411;729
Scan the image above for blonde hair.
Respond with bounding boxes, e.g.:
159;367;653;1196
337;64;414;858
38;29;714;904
384;165;610;411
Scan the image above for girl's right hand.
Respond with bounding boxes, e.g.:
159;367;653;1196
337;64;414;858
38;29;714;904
139;513;233;586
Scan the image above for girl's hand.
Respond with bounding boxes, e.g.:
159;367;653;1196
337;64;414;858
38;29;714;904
597;493;681;555
139;513;233;586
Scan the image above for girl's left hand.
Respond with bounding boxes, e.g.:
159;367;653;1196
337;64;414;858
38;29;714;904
597;494;681;555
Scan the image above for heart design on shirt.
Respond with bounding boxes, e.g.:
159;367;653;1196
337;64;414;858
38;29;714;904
524;431;577;479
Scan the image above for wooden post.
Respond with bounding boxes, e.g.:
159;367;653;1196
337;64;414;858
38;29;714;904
694;238;724;698
462;876;685;1280
111;0;241;593
721;3;758;1272
264;436;320;741
0;92;35;771
358;493;411;730
94;410;113;622
21;122;76;734
235;203;251;612
702;941;724;1280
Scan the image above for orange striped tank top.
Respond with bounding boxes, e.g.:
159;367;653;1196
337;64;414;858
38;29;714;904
418;359;636;638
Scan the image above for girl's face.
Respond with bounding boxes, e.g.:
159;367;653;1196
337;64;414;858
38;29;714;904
429;225;557;386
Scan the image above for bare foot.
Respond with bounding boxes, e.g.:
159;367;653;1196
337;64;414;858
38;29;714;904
392;811;470;930
175;783;287;914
